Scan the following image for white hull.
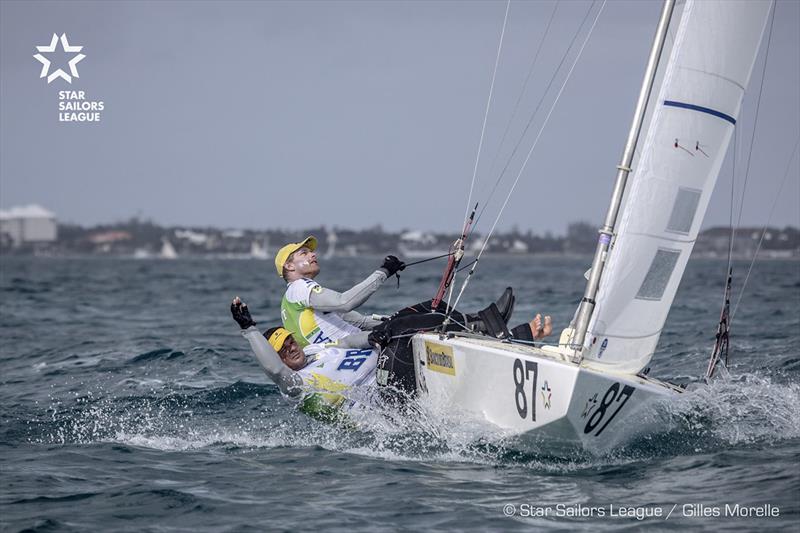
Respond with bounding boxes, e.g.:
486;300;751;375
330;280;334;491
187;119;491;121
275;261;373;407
412;333;682;454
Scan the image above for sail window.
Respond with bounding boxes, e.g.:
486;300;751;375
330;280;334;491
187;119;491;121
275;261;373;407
666;188;701;234
636;248;681;300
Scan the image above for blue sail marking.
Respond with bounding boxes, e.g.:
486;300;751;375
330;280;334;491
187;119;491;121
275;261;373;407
663;100;736;125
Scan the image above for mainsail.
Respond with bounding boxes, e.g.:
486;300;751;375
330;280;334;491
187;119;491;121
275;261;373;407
583;0;772;373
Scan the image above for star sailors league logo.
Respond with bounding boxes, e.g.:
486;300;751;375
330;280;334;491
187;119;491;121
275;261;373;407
32;33;105;122
33;33;85;84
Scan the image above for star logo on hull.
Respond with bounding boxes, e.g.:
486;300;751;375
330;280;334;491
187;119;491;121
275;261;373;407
33;33;85;84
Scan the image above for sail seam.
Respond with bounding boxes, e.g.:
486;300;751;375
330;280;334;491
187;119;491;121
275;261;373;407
675;66;746;91
591;330;663;340
626;231;696;244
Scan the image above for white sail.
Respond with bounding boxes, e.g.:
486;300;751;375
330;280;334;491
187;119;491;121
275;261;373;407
160;238;178;259
583;0;772;373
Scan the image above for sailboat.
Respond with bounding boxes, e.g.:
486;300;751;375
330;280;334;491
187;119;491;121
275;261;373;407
399;0;773;453
324;228;338;259
159;238;178;260
250;239;269;259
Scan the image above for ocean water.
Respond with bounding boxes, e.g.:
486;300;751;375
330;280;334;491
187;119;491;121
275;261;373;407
1;255;798;532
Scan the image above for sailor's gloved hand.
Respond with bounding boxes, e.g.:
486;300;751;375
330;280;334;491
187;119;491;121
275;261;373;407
368;328;390;349
379;255;406;277
230;297;257;329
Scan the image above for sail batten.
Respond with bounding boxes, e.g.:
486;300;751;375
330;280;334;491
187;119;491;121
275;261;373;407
583;0;772;373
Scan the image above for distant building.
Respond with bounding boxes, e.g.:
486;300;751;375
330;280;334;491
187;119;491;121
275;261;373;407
88;231;132;244
510;239;529;253
174;229;209;245
0;204;57;247
399;230;449;258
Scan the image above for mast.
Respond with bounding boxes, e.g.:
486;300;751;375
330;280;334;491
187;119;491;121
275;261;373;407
571;0;676;360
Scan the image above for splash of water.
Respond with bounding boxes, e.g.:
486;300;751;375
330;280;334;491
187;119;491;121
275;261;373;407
29;371;800;469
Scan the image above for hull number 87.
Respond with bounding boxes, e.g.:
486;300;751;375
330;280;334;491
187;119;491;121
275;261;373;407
583;382;635;437
512;359;538;421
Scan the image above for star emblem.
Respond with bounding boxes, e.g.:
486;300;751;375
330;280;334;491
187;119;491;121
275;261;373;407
581;393;598;419
33;33;85;84
540;380;552;409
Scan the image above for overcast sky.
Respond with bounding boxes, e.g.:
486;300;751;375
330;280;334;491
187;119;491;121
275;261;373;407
1;0;798;234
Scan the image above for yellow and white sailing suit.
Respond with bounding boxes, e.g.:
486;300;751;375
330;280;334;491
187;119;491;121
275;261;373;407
241;326;377;420
280;270;387;348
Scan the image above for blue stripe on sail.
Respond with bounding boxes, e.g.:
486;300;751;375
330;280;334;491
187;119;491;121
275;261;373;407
663;100;736;125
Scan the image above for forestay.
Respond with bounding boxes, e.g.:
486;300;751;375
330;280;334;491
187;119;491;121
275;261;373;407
583;0;772;373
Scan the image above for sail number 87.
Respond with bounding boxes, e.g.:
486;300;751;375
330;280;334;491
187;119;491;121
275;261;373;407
513;359;538;421
583;382;635;437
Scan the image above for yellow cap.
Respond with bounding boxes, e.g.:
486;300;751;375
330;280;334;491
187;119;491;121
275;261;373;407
274;236;317;277
267;327;292;352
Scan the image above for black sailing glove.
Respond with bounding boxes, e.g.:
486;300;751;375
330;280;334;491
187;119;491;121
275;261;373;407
230;297;257;329
368;328;391;350
379;255;406;278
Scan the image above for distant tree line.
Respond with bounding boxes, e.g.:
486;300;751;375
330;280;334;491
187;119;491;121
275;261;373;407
3;217;798;258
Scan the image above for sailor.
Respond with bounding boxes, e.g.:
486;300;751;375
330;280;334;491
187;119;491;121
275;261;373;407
231;297;377;421
274;236;405;349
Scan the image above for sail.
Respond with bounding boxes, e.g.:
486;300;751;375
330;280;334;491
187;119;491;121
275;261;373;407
583;0;772;373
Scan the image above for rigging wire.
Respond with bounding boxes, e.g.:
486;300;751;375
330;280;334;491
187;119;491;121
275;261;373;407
734;2;777;229
731;136;800;321
710;0;776;370
726;125;739;276
471;0;597;234
720;0;778;323
710;116;738;380
483;1;559;185
448;0;608;314
462;0;511;226
447;1;510;311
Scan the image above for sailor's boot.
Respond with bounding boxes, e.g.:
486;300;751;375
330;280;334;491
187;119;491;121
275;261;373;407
494;286;515;323
473;303;512;339
464;287;515;338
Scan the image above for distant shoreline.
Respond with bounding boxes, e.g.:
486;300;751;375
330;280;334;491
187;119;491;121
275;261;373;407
3;218;798;259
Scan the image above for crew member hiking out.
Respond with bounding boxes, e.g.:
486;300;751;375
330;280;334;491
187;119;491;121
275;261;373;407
275;235;405;348
231;297;378;422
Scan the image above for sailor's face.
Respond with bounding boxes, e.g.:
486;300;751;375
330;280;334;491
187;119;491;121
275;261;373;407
278;335;307;370
287;247;319;278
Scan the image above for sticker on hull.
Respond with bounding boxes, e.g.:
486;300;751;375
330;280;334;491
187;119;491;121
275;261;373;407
425;342;455;376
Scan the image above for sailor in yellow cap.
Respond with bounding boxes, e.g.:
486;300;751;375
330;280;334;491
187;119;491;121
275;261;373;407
275;236;406;349
231;297;378;421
